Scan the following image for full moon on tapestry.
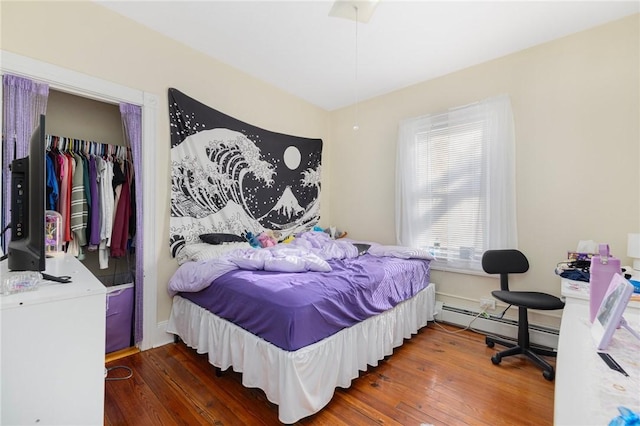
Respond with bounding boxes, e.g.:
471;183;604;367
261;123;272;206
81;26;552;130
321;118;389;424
168;88;322;257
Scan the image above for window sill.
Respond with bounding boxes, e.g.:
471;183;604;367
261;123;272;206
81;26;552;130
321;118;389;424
429;263;489;277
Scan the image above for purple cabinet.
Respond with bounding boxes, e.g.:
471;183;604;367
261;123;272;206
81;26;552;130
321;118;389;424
105;283;133;353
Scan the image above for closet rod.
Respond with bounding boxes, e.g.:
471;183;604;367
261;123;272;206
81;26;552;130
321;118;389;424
45;134;130;161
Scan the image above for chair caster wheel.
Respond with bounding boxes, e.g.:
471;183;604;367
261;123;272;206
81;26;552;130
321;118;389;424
491;354;501;365
485;337;495;348
543;370;555;381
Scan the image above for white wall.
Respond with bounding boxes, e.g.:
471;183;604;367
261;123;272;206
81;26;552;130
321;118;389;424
2;1;638;336
46;90;124;147
328;14;639;327
0;1;330;333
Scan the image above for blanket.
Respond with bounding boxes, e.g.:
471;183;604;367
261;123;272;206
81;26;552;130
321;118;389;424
168;231;433;296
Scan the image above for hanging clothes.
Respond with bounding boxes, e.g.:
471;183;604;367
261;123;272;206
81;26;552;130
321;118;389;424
69;151;88;260
110;161;132;258
58;152;71;242
98;157;115;269
88;155;101;249
45;154;59;211
44;134;134;266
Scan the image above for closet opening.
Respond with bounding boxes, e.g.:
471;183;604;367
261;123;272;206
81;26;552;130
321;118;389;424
46;89;138;357
2;51;159;353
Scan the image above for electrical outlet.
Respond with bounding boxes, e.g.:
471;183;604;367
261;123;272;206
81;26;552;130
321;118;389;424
480;297;496;311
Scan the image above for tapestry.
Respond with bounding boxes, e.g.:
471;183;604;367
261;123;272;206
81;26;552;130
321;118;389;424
168;88;322;257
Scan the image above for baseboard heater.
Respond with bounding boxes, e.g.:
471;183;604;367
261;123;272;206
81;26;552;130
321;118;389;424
435;304;560;349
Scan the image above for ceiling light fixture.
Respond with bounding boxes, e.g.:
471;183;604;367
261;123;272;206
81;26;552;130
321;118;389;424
329;1;378;132
328;0;379;23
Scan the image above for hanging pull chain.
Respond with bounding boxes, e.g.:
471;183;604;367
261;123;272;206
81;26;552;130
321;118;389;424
353;5;360;131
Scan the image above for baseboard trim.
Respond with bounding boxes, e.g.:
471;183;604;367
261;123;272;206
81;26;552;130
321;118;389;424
435;304;559;349
105;347;140;363
153;321;175;348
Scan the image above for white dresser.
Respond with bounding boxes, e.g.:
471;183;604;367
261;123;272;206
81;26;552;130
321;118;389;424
1;255;106;425
555;279;640;425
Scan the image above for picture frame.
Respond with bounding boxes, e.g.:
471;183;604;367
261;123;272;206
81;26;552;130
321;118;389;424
591;273;634;350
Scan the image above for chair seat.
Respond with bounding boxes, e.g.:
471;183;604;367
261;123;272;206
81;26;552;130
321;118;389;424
492;290;565;310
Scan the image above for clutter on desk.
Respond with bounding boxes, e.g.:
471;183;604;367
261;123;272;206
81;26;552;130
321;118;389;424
555;240;620;285
556;240;640;304
2;271;42;295
555;241;596;282
45;210;64;255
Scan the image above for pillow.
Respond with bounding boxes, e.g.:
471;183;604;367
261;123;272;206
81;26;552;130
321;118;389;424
199;233;245;245
367;244;434;260
176;242;252;265
353;243;371;256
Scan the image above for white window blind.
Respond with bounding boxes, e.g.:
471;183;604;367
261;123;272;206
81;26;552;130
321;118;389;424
396;94;517;273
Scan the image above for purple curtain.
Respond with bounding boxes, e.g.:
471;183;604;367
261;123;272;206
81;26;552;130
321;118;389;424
2;74;49;251
119;103;144;345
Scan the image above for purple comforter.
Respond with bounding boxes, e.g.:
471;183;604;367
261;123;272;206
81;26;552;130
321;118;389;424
180;254;431;351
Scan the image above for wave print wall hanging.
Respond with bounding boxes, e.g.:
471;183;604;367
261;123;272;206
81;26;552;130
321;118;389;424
168;88;322;257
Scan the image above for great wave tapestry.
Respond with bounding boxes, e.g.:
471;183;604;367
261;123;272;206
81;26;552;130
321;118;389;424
168;88;322;257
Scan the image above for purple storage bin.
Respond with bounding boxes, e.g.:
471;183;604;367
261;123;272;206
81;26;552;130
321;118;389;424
105;283;134;353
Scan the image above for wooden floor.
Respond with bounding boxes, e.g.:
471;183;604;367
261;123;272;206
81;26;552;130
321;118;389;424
104;323;555;425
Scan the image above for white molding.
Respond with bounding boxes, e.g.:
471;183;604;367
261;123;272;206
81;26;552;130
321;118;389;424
0;51;142;105
154;321;175;348
436;304;559;349
1;50;158;351
140;91;159;350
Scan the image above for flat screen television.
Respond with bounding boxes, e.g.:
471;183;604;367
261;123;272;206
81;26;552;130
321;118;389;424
7;114;46;271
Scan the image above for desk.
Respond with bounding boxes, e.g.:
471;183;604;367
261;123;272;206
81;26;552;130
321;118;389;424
555;280;640;425
0;255;106;425
560;278;640;309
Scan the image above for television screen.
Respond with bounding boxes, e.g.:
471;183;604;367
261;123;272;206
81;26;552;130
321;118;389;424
7;114;46;271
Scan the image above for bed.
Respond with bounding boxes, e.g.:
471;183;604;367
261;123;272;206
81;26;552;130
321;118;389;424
166;231;435;423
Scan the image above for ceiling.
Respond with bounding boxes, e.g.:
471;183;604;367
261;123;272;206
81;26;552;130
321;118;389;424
96;1;639;111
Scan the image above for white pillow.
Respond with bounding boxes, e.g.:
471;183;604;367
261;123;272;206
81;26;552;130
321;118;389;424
175;242;252;265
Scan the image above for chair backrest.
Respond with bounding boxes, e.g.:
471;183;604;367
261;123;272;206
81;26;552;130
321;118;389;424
482;249;529;291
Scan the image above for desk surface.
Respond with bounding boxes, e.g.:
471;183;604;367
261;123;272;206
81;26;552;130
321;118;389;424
1;254;105;309
561;278;640;308
555;297;640;425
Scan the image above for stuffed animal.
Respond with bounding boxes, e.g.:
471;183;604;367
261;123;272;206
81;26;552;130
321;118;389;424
257;232;277;248
318;225;347;239
245;231;261;248
282;235;295;244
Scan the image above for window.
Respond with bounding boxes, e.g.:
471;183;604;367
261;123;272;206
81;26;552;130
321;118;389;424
395;94;517;273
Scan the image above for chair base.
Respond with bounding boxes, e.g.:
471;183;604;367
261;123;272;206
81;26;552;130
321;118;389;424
486;335;557;381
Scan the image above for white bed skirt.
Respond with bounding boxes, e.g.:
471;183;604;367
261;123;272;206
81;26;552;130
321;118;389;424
166;282;436;424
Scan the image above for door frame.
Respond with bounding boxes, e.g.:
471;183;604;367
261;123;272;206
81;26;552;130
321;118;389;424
1;50;159;351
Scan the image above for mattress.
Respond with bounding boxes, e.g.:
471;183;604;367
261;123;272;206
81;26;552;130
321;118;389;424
180;254;431;351
167;282;436;423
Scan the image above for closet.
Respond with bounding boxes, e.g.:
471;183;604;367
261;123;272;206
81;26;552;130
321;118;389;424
46;89;136;354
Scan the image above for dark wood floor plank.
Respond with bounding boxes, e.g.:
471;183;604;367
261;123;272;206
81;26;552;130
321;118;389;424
152;343;274;425
105;322;555;425
134;350;222;425
105;356;178;425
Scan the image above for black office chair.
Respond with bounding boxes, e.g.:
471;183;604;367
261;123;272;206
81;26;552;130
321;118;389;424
482;249;565;381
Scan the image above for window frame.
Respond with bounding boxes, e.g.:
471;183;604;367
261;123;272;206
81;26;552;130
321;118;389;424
395;95;517;273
